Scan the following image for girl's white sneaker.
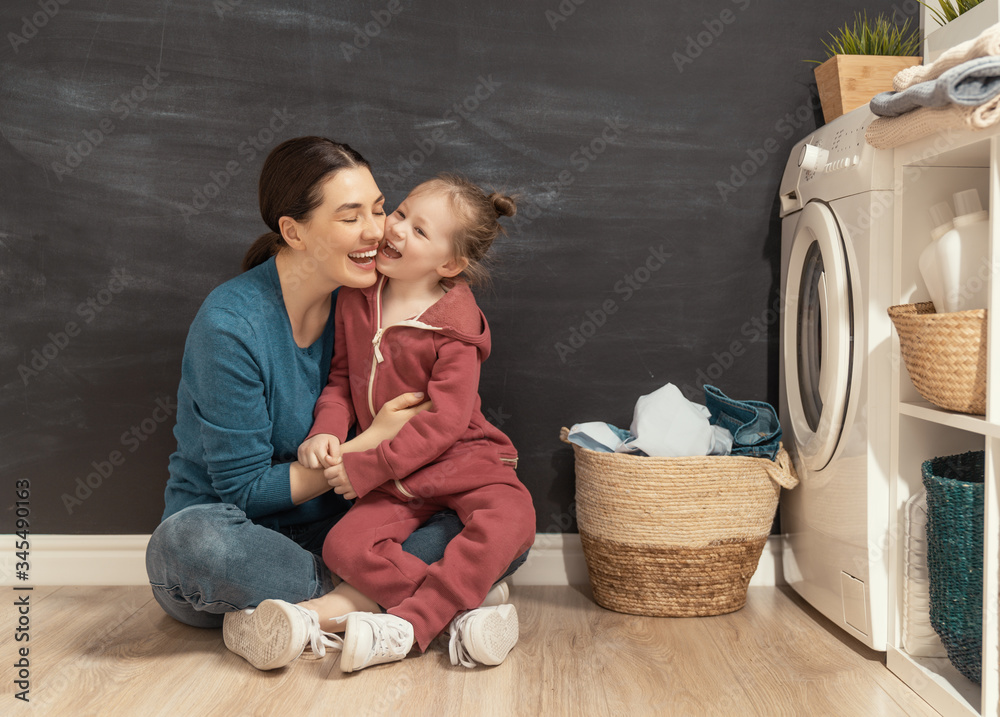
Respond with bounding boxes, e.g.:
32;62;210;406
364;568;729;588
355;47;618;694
448;604;519;668
479;579;510;608
223;599;338;670
338;612;415;673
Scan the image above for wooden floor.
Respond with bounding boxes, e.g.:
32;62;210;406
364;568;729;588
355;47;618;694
1;585;939;716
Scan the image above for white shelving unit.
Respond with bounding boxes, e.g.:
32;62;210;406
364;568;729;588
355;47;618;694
888;124;1000;716
921;0;1000;64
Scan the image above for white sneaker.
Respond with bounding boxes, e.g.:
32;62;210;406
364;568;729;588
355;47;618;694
480;580;510;608
448;604;519;668
338;612;415;673
223;599;339;670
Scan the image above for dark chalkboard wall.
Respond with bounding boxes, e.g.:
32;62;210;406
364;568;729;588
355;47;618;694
0;0;906;533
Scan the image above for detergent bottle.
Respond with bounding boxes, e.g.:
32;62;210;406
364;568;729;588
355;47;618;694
918;201;955;312
943;188;990;312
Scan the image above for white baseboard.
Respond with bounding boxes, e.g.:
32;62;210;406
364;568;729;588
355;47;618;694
0;535;152;586
0;533;784;587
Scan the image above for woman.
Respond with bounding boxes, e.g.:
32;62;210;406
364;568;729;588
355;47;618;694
145;137;524;668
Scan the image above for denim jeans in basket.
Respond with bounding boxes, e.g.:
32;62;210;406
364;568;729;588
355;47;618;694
703;384;782;461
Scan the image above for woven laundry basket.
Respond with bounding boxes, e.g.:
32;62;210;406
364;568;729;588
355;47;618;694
888;302;986;415
560;427;798;617
922;451;985;684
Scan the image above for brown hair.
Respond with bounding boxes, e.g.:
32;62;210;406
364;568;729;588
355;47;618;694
242;137;371;272
411;173;516;287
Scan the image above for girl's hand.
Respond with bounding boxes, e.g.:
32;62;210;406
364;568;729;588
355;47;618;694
297;433;341;469
325;463;357;501
364;391;432;445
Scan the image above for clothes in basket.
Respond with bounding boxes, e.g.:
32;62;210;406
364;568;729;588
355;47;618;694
564;383;781;460
703;384;782;461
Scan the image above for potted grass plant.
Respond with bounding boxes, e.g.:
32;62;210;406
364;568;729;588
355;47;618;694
922;0;985;25
811;12;922;122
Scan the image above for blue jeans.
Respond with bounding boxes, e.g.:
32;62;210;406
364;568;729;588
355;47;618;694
703;385;782;460
146;503;528;628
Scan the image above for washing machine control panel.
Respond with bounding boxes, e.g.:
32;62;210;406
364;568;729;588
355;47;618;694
803;119;869;179
799;142;861;174
779;108;893;217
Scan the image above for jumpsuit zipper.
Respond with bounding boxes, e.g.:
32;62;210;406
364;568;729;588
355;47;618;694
367;276;442;500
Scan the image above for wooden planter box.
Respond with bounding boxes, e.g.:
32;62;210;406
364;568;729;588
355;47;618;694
814;55;922;123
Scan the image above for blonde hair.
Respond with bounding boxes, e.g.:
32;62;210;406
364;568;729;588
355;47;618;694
411;173;516;287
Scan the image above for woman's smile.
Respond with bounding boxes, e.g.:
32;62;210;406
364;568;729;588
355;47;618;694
348;247;379;269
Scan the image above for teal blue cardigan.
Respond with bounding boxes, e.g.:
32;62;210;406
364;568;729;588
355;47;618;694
162;257;347;528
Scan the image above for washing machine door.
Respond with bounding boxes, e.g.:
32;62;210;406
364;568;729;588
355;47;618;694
783;200;854;472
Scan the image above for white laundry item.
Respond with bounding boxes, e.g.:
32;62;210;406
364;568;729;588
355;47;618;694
565;422;629;453
620;383;733;458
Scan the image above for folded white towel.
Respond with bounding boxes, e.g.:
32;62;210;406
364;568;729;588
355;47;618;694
894;21;1000;91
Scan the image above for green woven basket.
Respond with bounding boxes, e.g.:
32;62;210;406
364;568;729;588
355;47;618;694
921;450;985;685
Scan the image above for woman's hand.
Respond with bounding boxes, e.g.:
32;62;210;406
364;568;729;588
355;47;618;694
346;391;432;453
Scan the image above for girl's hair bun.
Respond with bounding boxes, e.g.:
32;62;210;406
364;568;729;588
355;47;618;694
489;192;517;218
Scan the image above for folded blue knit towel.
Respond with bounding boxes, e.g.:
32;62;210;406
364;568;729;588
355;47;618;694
871;55;1000;118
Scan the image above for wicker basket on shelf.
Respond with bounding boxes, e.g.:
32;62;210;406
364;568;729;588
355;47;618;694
560;427;798;617
887;302;986;415
922;451;985;684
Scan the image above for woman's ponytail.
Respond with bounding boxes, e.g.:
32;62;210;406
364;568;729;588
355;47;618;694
241;231;286;273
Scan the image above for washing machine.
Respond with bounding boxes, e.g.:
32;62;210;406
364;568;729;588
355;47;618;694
778;106;894;651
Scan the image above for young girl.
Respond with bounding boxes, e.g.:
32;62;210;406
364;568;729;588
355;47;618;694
301;174;535;671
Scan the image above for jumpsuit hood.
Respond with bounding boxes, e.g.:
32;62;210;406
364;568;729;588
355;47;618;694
364;274;491;360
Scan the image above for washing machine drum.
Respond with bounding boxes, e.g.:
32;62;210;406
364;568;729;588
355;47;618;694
784;200;855;473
